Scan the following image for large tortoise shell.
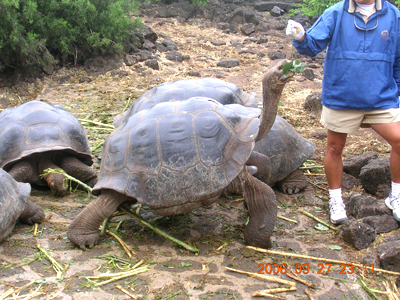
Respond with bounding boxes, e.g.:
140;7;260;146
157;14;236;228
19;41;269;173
114;78;258;128
93;98;260;213
116;78;314;182
0;101;93;170
0;168;31;241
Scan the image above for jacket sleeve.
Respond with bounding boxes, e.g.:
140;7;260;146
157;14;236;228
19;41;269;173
293;16;333;57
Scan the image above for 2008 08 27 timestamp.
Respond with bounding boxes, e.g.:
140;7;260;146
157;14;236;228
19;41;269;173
258;263;375;275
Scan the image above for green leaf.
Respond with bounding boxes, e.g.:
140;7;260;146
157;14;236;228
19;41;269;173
314;223;330;231
283;60;306;74
328;245;342;251
179;262;193;269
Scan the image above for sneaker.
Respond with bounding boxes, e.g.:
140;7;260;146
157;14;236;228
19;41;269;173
385;193;400;222
329;198;348;225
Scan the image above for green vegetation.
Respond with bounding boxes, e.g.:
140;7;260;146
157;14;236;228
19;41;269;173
0;0;144;71
0;0;206;73
293;0;400;17
291;0;340;17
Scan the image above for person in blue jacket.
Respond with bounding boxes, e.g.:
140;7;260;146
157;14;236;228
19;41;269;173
286;0;400;224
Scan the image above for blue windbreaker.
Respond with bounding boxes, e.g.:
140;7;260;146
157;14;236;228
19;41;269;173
293;0;400;110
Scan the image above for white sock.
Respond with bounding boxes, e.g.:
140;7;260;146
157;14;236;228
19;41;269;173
329;188;342;202
391;182;400;198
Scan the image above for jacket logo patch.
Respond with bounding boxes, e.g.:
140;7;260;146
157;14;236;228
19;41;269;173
381;30;389;40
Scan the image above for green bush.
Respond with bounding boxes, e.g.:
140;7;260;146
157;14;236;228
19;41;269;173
0;0;143;72
292;0;400;18
291;0;340;17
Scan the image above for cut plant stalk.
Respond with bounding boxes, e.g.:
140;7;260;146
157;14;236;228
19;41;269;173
36;243;65;280
252;286;297;297
225;266;295;286
78;118;115;129
277;215;298;224
85;261;150;287
121;208;199;253
41;168;92;197
297;209;338;231
105;229;136;258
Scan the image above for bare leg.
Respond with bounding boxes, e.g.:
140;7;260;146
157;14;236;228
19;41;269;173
324;130;347;189
370;122;400;183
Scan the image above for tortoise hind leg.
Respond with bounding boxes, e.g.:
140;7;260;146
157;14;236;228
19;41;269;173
59;156;98;187
238;169;277;249
276;169;308;195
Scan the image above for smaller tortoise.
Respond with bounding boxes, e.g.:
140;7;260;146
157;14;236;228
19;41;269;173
0;169;45;242
0;101;97;195
67;59;294;250
115;77;315;194
252;116;315;194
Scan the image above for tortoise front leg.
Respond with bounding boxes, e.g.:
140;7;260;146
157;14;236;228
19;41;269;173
59;156;98;187
67;190;127;250
8;160;36;183
238;168;277;249
19;200;45;225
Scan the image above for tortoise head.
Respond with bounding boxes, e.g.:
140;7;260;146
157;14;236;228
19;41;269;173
257;59;295;142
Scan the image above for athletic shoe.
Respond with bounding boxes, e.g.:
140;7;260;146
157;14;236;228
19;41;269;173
329;198;348;225
385;193;400;222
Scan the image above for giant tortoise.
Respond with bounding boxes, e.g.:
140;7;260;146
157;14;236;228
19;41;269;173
0;101;98;196
0;168;45;242
114;76;315;194
67;59;293;249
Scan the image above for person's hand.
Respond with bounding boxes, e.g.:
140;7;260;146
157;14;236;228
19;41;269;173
286;20;305;41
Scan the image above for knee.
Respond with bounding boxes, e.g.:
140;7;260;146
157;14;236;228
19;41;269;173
326;142;345;157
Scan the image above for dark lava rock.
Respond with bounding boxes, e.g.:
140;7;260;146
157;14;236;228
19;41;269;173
270;6;285;17
341;220;376;250
342;172;361;191
346;193;391;219
162;38;178;51
58;75;72;84
240;23;256;36
343;152;378;178
268;51;286;60
187;70;201;77
304;92;322;120
303;68;315;81
145;59;160;70
360;251;380;267
216;58;240;68
79;77;91;83
363;215;399;234
376;240;400;272
165;51;184;62
211;40;226;46
124;54;139;66
360;157;391;197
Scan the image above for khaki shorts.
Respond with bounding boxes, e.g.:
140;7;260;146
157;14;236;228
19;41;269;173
320;106;400;133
